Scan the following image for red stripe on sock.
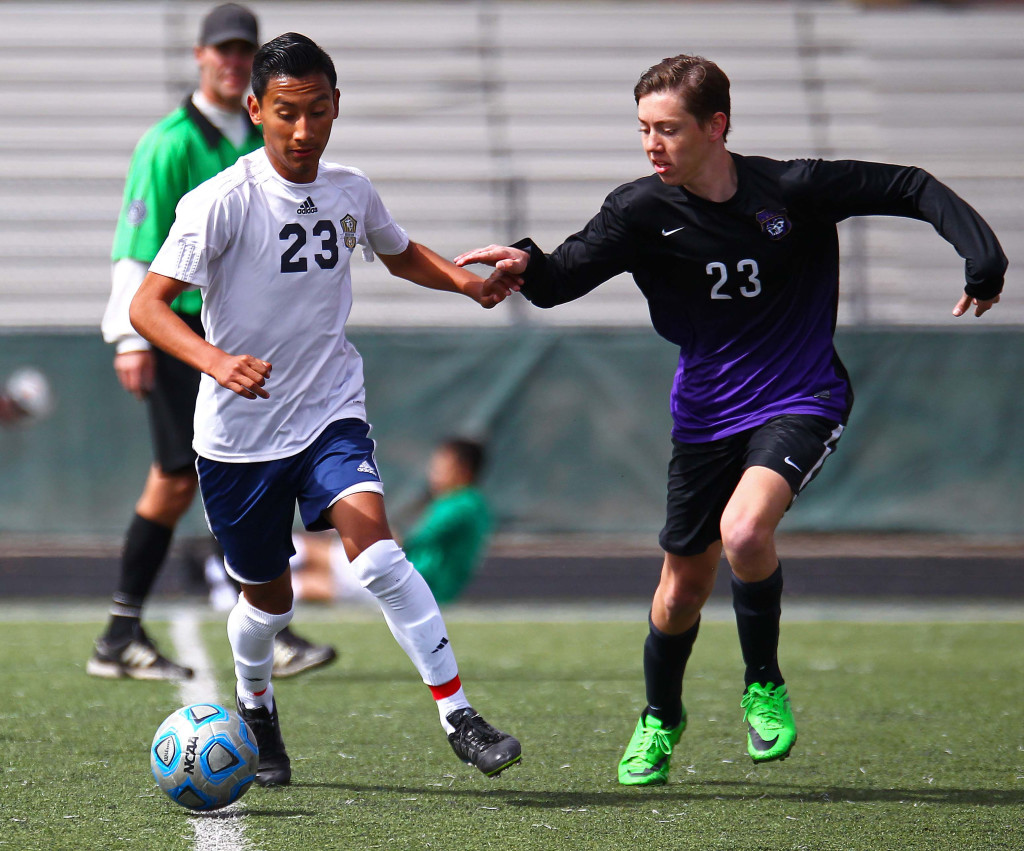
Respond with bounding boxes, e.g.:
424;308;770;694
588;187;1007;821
428;675;462;701
253;688;267;697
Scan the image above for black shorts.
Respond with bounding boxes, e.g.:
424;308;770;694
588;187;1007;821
145;312;203;475
659;414;845;557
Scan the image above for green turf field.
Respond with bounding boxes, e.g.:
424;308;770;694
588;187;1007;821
2;613;1022;851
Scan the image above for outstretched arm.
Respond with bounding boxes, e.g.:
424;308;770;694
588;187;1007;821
454;244;530;275
378;241;521;308
457;189;635;309
130;272;272;400
788;160;1007;317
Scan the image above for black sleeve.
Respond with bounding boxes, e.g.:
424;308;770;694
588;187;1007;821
513;189;635;308
782;159;1006;300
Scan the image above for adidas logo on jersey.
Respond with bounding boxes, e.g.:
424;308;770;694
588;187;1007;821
357;460;377;475
297;196;318;214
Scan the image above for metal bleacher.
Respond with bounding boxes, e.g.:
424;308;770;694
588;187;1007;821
0;1;1019;330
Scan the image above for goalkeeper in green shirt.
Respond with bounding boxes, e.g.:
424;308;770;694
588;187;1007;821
403;439;492;605
292;439;492;606
91;3;335;680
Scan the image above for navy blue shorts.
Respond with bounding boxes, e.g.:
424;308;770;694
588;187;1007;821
197;418;383;584
659;414;844;557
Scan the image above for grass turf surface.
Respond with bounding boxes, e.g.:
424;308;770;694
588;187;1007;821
1;615;1022;850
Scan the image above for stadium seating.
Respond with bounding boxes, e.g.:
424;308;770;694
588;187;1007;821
0;1;1019;328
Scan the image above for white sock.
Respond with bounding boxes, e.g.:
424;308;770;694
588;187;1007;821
237;681;275;712
435;686;470;734
205;555;239;613
289;534;307;570
227;596;293;710
349;539;459;687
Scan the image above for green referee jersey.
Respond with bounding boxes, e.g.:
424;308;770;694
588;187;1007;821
403;487;492;605
111;96;263;314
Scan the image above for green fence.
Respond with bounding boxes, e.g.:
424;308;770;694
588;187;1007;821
1;327;1021;538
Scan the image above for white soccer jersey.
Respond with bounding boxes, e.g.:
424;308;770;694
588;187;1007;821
150;148;409;462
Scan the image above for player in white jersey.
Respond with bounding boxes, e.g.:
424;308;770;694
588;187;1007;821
131;33;523;786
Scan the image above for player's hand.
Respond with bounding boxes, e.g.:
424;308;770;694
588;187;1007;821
209;353;272;399
473;270;523;308
114;350;155;400
953;292;1000;317
454;245;530;275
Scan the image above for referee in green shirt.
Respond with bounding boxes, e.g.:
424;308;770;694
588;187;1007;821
93;4;335;680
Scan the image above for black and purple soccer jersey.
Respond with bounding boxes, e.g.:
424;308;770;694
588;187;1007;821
515;155;1006;443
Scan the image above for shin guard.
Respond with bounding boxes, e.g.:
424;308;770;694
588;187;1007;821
227;596;293;701
350;539;458;686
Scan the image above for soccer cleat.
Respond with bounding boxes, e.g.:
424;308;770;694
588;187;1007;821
236;697;292;787
617;709;685;786
86;627;194;681
446;708;522;777
272;627;338;678
741;682;797;763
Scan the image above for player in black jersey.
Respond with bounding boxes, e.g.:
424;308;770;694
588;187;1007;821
456;53;1006;785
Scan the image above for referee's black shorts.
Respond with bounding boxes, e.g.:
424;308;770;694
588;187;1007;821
145;311;204;475
659;414;845;557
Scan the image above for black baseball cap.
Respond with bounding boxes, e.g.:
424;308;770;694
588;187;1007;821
199;3;259;48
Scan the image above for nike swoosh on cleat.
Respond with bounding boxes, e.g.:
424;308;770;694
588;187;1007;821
625;757;668;777
748;728;780;751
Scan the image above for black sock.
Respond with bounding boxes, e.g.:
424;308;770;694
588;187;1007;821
643;614;700;729
732;563;784;689
104;514;174;643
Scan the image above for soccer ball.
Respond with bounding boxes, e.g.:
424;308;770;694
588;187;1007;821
5;366;54;419
150;703;258;811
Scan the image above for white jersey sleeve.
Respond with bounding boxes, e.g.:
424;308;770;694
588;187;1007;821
101;258;152;353
150;173;241;289
361;181;409;257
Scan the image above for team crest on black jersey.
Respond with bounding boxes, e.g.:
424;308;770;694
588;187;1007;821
341;214;358;250
756;208;792;240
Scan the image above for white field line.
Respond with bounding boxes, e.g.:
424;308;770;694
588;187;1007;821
3;599;1024;625
171;613;248;851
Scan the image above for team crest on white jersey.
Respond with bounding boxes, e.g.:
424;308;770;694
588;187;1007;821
341;214;358;250
756;208;792;241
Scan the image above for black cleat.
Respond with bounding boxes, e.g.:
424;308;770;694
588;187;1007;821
86;626;193;681
236;696;292;787
272;627;338;678
446;707;522;777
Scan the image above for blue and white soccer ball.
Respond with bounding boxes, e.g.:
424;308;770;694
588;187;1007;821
150;703;258;811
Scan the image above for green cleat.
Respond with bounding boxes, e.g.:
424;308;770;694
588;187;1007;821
617;709;685;786
741;682;797;763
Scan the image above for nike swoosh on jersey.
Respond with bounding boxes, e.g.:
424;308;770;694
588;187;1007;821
661;227;685;236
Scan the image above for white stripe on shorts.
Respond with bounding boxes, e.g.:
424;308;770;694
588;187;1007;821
327;480;385;510
799;423;845;491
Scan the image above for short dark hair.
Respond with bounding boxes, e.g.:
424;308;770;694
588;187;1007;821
251;32;337;101
440;438;486;481
634;54;732;140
